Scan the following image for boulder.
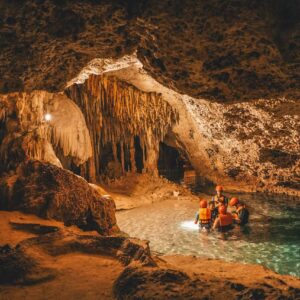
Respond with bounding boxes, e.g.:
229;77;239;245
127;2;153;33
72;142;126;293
0;160;119;235
114;266;300;300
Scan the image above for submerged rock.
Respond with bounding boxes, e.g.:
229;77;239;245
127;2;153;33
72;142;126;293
0;160;119;235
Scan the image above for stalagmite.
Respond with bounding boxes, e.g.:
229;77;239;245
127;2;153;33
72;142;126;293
66;75;179;180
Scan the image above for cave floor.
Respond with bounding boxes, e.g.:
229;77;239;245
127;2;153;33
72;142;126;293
1;253;122;300
103;173;201;210
0;211;120;299
0;211;299;300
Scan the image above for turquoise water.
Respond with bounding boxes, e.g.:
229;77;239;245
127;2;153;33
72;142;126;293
116;194;300;277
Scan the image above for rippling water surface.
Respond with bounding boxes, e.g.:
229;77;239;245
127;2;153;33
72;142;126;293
117;194;300;277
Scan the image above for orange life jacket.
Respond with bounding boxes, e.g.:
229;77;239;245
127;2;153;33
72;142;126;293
199;208;211;224
219;213;233;227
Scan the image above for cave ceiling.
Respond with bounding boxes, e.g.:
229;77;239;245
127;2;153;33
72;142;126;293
0;0;299;102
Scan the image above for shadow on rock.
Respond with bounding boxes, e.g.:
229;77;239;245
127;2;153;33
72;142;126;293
0;244;55;285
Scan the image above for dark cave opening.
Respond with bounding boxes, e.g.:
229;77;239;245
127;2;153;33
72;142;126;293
134;136;144;173
123;143;131;172
95;136;145;180
100;142;123;179
157;142;189;183
0;119;6;146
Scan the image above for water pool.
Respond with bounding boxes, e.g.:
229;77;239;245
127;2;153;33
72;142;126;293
116;195;300;277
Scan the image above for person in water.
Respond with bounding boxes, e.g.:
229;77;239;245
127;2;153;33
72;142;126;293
229;197;249;226
194;199;212;230
212;205;233;231
209;185;229;221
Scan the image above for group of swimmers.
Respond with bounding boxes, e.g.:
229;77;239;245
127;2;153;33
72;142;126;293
194;185;249;231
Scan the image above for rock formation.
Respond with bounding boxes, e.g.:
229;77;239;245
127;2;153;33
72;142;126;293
0;160;118;235
0;91;92;170
0;1;299;298
0;244;55;285
114;263;300;299
66;74;179;181
182;96;300;195
1;53;299;196
0;1;299;102
65;55;300;196
1;211;299;298
0;1;299;196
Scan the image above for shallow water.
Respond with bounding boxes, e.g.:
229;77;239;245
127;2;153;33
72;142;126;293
117;194;300;277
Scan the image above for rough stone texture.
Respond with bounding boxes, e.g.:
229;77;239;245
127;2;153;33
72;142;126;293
0;160;119;235
117;237;155;266
182;97;300;196
0;0;299;102
1;55;299;197
19;230;155;267
0;1;299;197
83;57;300;197
114;266;300;300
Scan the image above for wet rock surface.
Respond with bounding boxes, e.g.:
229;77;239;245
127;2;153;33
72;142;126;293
0;160;119;235
0;1;299;102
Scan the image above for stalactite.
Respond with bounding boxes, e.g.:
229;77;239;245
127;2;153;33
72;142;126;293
66;74;179;180
0;92;92;169
130;137;136;173
120;140;125;174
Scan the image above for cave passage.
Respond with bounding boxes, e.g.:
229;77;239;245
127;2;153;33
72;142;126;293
95;136;145;180
134;136;144;173
158;142;192;183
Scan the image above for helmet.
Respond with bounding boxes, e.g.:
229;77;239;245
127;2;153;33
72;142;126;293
216;185;223;192
218;205;227;215
229;197;239;206
200;199;207;208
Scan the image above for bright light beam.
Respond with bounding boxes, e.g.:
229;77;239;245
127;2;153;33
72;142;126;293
180;220;199;231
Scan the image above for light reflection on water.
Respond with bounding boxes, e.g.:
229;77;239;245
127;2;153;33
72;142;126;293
116;195;300;277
